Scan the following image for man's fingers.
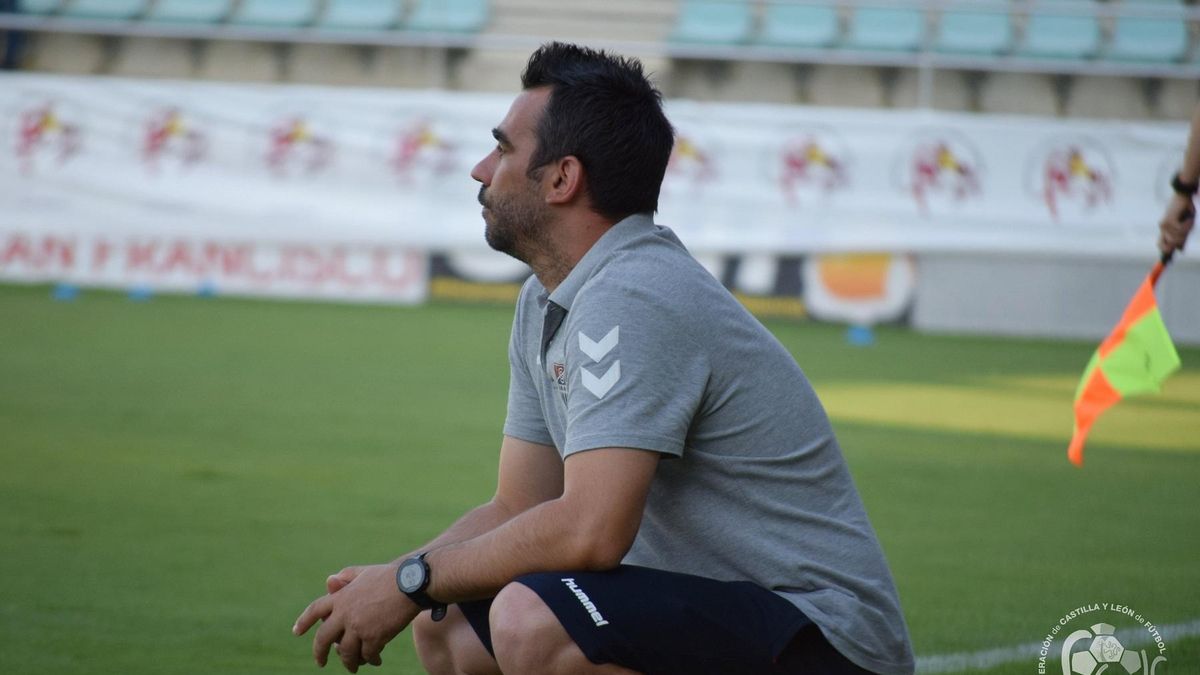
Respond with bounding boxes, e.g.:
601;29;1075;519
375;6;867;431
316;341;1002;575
294;594;333;637
336;633;362;673
326;566;364;594
313;613;344;667
361;640;384;668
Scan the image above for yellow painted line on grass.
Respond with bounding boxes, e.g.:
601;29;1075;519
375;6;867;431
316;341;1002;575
991;371;1200;408
818;372;1200;452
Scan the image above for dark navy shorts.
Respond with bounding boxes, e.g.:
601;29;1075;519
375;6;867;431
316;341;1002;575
457;565;874;675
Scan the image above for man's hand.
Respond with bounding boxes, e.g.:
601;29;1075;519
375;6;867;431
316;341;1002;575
1159;192;1196;254
293;563;420;672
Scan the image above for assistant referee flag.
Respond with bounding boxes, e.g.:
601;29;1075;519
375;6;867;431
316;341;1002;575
1068;259;1181;466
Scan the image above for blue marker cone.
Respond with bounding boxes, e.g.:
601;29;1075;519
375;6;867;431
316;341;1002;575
197;280;218;298
846;324;875;347
52;283;79;301
128;284;154;302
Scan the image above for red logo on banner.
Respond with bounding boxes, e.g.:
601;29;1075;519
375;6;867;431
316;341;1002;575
908;138;981;214
266;117;333;177
15;102;81;175
142;107;206;172
1039;143;1113;221
392;118;456;180
779;135;848;204
666;135;716;186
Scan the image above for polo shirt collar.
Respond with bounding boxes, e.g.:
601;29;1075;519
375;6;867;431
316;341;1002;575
546;212;654;311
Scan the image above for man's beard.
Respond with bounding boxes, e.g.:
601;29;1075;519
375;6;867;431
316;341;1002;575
479;183;551;264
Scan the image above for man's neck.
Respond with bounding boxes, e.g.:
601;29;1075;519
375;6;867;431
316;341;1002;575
529;215;615;292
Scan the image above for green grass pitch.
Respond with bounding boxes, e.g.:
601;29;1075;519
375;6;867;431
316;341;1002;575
1;283;1197;674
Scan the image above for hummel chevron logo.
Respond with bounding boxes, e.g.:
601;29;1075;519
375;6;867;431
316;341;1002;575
579;326;619;362
581;361;620;399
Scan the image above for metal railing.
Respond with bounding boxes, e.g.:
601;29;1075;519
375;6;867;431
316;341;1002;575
1;0;1197;106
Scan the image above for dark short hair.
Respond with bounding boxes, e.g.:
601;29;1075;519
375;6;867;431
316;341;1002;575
521;42;674;221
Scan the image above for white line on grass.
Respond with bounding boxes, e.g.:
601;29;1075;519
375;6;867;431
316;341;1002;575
916;618;1200;673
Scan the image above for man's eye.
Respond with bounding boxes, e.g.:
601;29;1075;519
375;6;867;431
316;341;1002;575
496;144;505;156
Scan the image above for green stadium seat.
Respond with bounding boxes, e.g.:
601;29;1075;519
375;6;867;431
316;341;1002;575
62;0;149;20
1018;1;1101;59
15;0;64;14
935;9;1012;55
231;0;318;27
1107;3;1187;62
318;0;402;30
845;7;925;51
670;0;753;45
405;0;489;33
147;0;231;24
758;2;839;48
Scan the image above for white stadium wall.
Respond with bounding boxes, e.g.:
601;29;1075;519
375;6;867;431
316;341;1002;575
1;72;1195;343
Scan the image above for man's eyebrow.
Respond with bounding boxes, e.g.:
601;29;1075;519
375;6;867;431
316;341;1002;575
492;128;512;148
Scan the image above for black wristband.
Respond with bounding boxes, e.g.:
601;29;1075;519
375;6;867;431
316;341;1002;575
1171;171;1198;196
396;553;448;621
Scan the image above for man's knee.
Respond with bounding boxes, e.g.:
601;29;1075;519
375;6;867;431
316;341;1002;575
412;606;498;675
489;581;576;673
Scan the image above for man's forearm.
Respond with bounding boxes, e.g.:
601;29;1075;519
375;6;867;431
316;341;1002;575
419;449;658;604
394;498;523;564
423;496;613;603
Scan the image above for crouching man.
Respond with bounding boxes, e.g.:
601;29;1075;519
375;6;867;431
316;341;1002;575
294;41;914;675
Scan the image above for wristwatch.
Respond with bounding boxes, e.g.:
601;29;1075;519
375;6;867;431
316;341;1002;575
396;552;447;621
1170;171;1198;196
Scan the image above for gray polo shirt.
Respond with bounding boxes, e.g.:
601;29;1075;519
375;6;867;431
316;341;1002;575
503;214;914;675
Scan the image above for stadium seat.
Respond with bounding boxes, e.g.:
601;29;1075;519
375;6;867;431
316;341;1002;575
231;0;318;27
146;0;231;24
808;64;887;107
15;0;63;14
318;0;402;30
1018;1;1101;59
288;44;370;84
196;39;278;80
758;2;839;49
405;0;489;33
110;37;195;77
61;0;149;20
1066;75;1151;118
978;71;1058;116
935;8;1012;55
670;0;754;45
845;7;925;51
1107;1;1188;63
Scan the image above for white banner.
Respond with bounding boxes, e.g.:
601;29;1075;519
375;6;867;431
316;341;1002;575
0;231;429;302
0;72;1187;298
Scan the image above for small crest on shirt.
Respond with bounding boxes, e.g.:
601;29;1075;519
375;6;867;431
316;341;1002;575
551;363;568;397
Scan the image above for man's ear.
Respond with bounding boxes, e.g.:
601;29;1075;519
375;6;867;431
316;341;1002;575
544;155;585;206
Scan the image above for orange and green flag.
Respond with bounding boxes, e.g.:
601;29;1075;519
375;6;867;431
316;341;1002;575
1068;259;1181;466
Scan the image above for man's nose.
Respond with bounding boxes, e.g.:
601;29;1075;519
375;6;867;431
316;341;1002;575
471;152;495;184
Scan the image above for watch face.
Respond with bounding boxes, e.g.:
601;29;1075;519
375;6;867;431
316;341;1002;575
398;560;425;592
